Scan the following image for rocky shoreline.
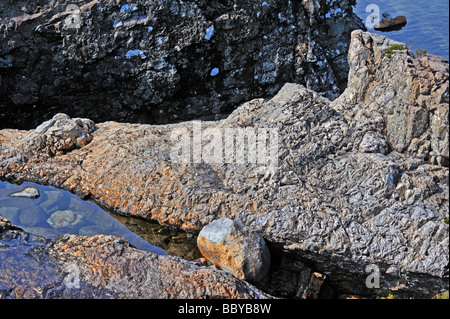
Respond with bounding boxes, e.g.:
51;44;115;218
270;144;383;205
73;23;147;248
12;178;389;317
1;28;448;298
1;0;449;300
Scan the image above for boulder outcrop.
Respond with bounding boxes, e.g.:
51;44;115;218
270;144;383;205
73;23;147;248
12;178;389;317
0;30;448;298
0;0;363;130
332;30;449;166
197;217;271;283
28;113;96;156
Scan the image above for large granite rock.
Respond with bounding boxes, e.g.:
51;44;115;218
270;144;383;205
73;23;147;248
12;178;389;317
0;31;448;298
0;0;363;130
0;217;270;299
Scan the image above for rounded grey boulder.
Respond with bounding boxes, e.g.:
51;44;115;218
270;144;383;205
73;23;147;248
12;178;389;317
197;217;271;283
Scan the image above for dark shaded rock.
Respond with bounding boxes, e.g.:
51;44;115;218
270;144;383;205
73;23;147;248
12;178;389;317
374;16;407;31
266;254;326;299
0;0;363;130
197;217;270;283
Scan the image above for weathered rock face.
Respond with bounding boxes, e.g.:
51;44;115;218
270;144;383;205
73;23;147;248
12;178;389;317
0;0;363;129
47;209;83;229
332;30;449;167
7;186;40;198
1;31;448;298
197;217;271;283
0;217;270;299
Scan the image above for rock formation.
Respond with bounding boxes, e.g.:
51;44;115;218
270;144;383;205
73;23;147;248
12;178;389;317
1;29;448;299
374;16;407;32
0;0;363;129
0;0;449;296
7;186;40;198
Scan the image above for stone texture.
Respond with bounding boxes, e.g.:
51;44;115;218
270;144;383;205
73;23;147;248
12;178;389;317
197;217;270;283
0;217;270;299
265;254;326;299
47;209;83;229
26;113;96;156
0;31;448;298
332;30;449;166
0;0;363;130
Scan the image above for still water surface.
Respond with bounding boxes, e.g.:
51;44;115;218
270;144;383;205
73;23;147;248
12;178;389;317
354;0;449;59
0;181;202;260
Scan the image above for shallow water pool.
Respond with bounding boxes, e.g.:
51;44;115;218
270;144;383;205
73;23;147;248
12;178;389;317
0;180;202;260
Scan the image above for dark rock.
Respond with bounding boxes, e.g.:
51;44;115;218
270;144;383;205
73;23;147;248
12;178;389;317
19;206;47;227
0;0;363;130
374;16;407;31
333;30;449;165
266;254;326;299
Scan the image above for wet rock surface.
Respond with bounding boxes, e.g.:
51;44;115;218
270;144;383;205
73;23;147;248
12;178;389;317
0;217;270;299
0;31;448;298
7;186;40;198
0;0;363;130
374;16;407;31
47;210;83;229
27;113;96;156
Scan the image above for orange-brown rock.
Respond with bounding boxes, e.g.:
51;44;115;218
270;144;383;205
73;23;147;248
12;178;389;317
197;218;270;283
